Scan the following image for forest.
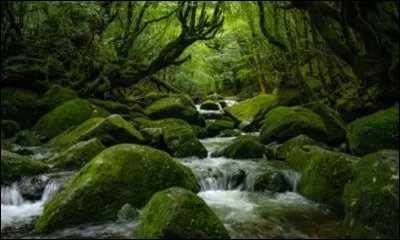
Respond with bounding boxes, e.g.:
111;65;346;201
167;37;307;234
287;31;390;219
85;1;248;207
1;1;399;239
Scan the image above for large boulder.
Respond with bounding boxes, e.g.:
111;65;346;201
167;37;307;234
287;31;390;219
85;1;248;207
200;100;220;110
1;120;20;138
136;187;230;239
1;149;50;184
265;135;320;160
302;101;347;144
225;94;277;123
37;85;78;116
35;144;200;233
145;94;205;126
299;147;360;214
33;99;110;139
346;106;399;156
260;106;327;144
252;169;292;193
143;119;207;158
1;88;40;129
215;136;265;159
343;150;399;239
15;130;40;146
45;114;144;151
49;138;106;170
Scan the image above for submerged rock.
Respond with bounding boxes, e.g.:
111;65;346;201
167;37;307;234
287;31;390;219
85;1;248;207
252;169;291;193
260;106;327;144
346;106;399;156
1;149;50;184
49;138;106;170
200;100;220;110
33;99;110;139
135;187;230;239
35;144;200;233
343;150;399;239
145;94;205;126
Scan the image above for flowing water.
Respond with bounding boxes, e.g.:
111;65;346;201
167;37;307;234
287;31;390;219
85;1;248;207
1;104;344;238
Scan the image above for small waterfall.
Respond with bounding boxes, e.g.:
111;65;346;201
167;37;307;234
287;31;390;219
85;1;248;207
41;180;61;204
194;168;246;191
1;183;24;206
281;170;302;192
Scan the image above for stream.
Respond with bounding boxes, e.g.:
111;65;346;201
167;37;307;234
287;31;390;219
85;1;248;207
1;102;345;239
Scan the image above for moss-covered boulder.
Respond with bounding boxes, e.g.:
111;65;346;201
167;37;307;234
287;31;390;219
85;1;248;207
77;114;144;147
37;85;78;116
238;118;256;132
260;106;328;144
15;130;40;146
145;94;205;126
335;97;364;123
88;98;130;115
214;119;234;130
265;135;320;160
49;138;106;170
45;118;104;151
286;146;320;172
225;94;278;123
347;107;399;156
35;144;200;233
200;100;220;110
33;99;110;139
1;150;50;184
299;147;360;214
191;125;208;139
140;127;164;149
1;88;40;129
343;150;399;239
276;86;306;106
217;138;265;159
143;119;207;158
1;120;20;138
206;121;221;138
136;187;230;239
117;204;140;221
303;101;347;144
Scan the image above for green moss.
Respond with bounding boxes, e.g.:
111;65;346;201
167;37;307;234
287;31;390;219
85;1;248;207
1;150;50;184
260;106;328;144
78;114;145;147
206;121;221;137
225;94;278;123
37;85;78;115
217;129;242;137
15;130;40;146
33;99;110;139
334;97;363;123
218;138;265;159
136;187;230;239
267;135;320;160
1;120;20;138
303;101;347;144
253;169;291;192
45;117;104;151
140;127;164;149
214;120;234;130
49;138;106;170
276;87;306;106
88;98;130;114
143;118;207;158
343;150;399;239
1;88;40;129
200;100;220;110
299;147;359;214
191;125;208;139
35;144;200;233
286;146;325;173
347;107;399;156
145;95;205;126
